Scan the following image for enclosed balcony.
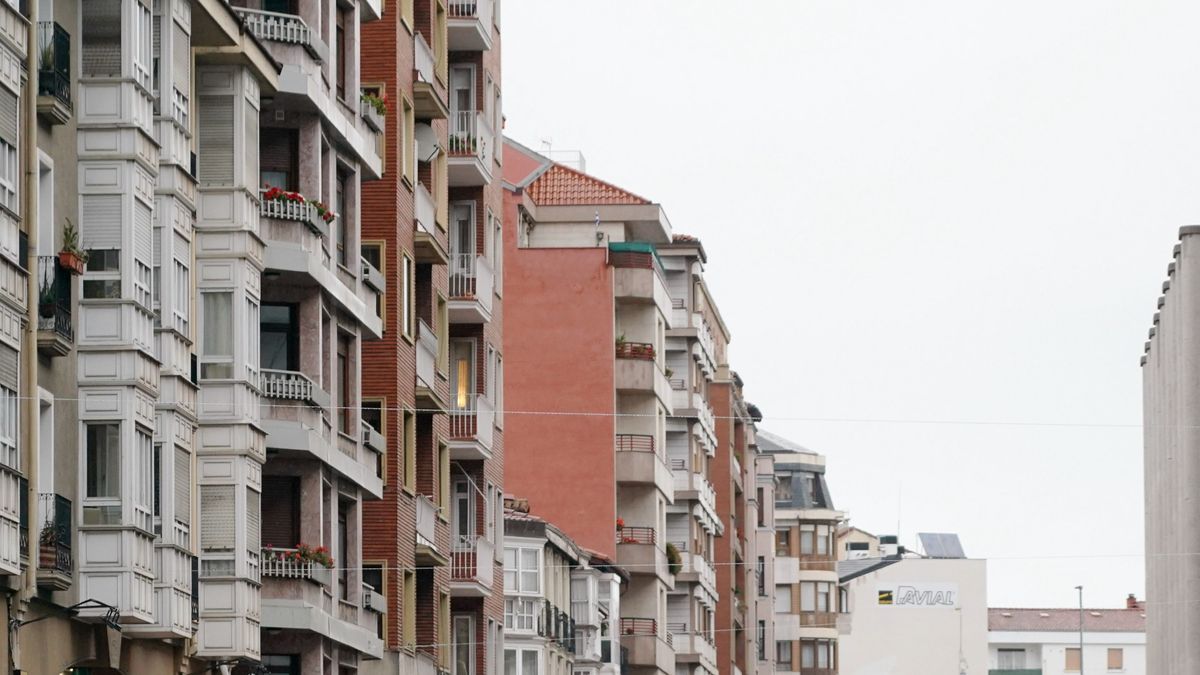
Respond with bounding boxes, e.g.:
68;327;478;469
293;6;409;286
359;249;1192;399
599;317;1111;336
412;33;448;119
37;493;72;590
415;494;448;566
449;535;493;597
36;21;71;124
449;393;494;461
37;256;73;357
447;0;494;51
448;111;494;186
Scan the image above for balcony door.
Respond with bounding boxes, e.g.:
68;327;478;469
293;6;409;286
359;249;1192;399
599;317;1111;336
262;0;296;14
453;614;475;675
449;65;475;117
450;202;476;289
452;479;473;547
450;339;475;411
260;304;299;372
261;476;299;548
260;127;299;192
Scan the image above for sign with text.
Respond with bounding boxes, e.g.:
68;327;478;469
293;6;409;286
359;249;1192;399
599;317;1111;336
876;583;959;608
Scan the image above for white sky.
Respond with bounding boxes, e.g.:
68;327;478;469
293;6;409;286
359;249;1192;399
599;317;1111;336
500;0;1198;608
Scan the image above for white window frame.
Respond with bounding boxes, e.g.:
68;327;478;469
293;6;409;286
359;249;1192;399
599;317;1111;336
199;290;234;379
0;384;16;469
0;139;16;213
173;258;189;334
504;647;540;675
453;614;475;675
503;597;537;633
504;544;541;595
453;478;474;546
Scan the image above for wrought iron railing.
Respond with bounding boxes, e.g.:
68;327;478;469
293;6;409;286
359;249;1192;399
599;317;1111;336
616;526;656;546
36;22;71;108
37;256;72;342
37;493;72;576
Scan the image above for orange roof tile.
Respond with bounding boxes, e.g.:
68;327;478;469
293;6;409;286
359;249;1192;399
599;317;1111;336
526;163;650;206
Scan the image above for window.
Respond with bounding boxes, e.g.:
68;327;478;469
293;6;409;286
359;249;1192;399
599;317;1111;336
504;648;539;675
805;474;817;504
452;479;473;545
133;0;153;91
401;254;414;339
776;475;793;503
439;591;451;671
775;529;790;556
403;408;416;492
757;488;765;526
83;250;122;299
776;641;791;666
495;355;504;427
504;597;537;632
800;524;814;555
336;170;351;267
86;423;120;498
260;127;299;191
774;585;792;613
1108;647;1123;671
402;568;416;651
261;304;299;371
800;581;833;612
1066;647;1081;672
453;615;474;675
0;385;15;469
362;400;384;433
337;333;354;435
335;7;349;101
135;430;154;515
998;649;1025;669
756;621;766;661
200;291;233;378
261;655;300;675
491;208;502;294
0;139;16;213
800;639;834;669
504;546;540;594
173;259;189;333
402;96;415;184
245;298;260;380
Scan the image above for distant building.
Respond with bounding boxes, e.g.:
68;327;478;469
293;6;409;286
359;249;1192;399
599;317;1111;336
837;535;988;675
988;596;1146;675
837;526;880;561
760;430;844;675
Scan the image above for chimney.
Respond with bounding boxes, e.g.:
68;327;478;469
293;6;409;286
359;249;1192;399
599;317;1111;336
1127;594;1144;610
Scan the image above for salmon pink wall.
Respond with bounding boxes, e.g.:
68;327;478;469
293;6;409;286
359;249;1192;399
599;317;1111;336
502;188;618;558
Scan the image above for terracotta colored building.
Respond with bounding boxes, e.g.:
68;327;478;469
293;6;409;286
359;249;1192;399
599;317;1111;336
360;1;505;673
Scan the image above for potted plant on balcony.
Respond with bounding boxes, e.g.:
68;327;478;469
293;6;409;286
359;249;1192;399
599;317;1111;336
308;198;337;225
38;523;61;569
58;218;87;275
665;542;682;576
360;90;387;132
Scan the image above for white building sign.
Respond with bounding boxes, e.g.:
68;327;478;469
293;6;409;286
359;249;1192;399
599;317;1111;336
876;583;959;608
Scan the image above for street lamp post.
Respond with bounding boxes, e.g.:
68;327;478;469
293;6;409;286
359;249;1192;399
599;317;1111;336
1076;585;1084;674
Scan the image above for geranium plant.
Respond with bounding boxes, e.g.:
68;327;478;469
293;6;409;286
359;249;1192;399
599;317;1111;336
361;91;388;116
308;198;336;224
265;542;334;569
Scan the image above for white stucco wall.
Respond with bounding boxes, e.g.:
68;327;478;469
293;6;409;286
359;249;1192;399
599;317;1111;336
989;630;1145;675
839;558;988;675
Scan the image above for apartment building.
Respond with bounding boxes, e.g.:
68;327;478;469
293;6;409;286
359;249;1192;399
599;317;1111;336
709;369;764;675
503;500;626;675
657;236;723;675
837;535;987;675
752;451;778;675
12;0;386;669
501;139;678;675
989;596;1146;675
1141;227;1200;675
358;1;505;674
759;430;842;675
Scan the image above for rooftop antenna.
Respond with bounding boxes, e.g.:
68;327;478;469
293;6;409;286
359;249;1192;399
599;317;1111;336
541;138;553;158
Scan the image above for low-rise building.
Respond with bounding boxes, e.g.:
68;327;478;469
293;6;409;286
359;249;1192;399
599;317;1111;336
988;596;1146;675
837;534;988;675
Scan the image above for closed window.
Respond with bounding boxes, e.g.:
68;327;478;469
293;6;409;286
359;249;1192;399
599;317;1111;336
775;529;790;556
504;597;537;632
1066;647;1081;672
200;291;233;378
1108;647;1123;671
504;648;539;675
998;649;1025;669
260;304;299;371
775;585;792;613
86;423;120;497
504;546;540;594
0;385;16;469
776;641;791;666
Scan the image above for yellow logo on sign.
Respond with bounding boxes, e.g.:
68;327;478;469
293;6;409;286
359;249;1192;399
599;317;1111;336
878;590;893;605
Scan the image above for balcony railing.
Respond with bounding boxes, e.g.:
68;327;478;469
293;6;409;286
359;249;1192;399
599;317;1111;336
615;341;655;360
619;617;657;637
37;256;72;342
616;434;666;463
259;188;331;239
616;526;656;546
451;535;494;586
449;110;492;163
416;319;438;391
449;393;495;448
231;7;328;61
260;369;331;409
416;494;438;550
36;22;71;108
37;493;72;577
261;547;332;585
414;31;436;84
449;254;495;308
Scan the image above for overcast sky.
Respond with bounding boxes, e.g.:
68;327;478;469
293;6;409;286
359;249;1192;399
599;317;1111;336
501;0;1197;608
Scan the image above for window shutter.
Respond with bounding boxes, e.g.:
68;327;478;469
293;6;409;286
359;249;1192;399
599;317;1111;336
134;201;153;265
244;99;259;190
80;195;123;249
81;0;122;77
246;487;260;552
172;23;190;90
0;345;17;388
197;96;234;184
200;485;234;550
0;88;17;144
174;446;190;525
261;476;298;547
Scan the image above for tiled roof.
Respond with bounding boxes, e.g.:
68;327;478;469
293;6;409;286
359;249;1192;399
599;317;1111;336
838;558;900;582
526;163;650;206
989;608;1145;633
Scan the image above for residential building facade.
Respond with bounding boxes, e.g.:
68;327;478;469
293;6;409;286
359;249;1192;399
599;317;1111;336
1141;227;1200;675
752;447;778;674
358;1;505;674
501;139;679;675
837;540;988;675
13;0;386;669
988;597;1146;675
761;431;843;675
504;501;625;675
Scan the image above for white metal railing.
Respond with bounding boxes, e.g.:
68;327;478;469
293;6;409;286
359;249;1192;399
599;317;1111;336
261;547;332;585
448;0;493;26
416;319;438;390
414;31;435;84
450;393;494;449
415;182;436;236
450;535;494;586
260;369;331;409
449;255;494;315
258;188;331;239
698;475;717;516
416;495;438;550
732;453;742;483
448;110;492;166
231;7;328;61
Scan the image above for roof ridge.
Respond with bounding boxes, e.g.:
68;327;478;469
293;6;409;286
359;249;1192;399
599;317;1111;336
526;162;651;206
